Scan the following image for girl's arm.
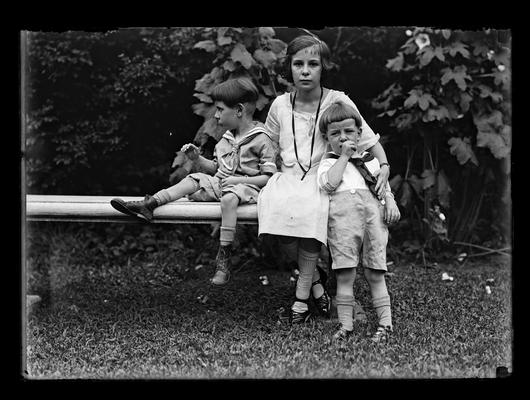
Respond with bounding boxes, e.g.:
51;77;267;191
366;142;390;196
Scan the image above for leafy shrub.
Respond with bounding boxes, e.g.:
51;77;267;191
372;28;511;249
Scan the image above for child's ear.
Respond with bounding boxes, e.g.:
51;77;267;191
236;103;244;116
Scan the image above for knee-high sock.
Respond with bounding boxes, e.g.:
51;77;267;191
219;226;236;246
372;295;392;328
294;247;319;303
336;294;355;331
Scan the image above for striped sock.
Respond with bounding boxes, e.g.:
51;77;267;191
336;294;355;331
219;226;236;246
153;189;172;205
372;295;392;328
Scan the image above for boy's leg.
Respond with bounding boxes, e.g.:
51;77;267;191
290;238;320;323
110;177;199;222
364;268;392;329
334;268;356;335
211;192;240;285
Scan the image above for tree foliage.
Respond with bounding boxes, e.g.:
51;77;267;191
372;27;511;248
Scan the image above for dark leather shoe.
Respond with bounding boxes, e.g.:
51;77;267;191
211;245;232;285
110;195;158;222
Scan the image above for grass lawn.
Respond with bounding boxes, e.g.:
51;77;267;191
23;222;512;379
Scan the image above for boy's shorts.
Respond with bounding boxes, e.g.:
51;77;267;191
186;172;260;204
327;189;388;271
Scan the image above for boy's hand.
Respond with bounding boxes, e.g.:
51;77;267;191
221;176;242;187
383;197;401;225
340;140;357;158
181;143;200;161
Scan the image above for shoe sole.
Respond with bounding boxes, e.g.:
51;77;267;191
110;199;152;222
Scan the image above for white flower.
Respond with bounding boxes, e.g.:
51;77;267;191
405;29;413;37
414;33;430;50
487;50;495;60
498;64;506;72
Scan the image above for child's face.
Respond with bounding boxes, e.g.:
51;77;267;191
326;119;362;155
291;45;322;91
214;101;239;130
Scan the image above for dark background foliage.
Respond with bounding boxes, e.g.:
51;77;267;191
23;26;512;255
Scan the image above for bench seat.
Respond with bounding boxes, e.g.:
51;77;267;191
25;195;258;224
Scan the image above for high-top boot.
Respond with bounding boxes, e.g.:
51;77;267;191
110;195;158;222
211;245;232;285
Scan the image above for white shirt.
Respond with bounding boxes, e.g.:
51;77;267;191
317;151;391;195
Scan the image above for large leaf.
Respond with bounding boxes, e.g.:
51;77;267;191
253;49;277;69
191;102;215;118
230;43;255;69
437;170;451;209
193;40;216;53
407;174;422;195
476;128;511;159
386;52;404;71
447;137;479;165
389;174;403;192
193;93;213;103
440;66;471;91
447;41;470;58
255;94;269;111
421;169;436;190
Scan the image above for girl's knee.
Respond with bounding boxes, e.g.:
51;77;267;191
299;238;321;253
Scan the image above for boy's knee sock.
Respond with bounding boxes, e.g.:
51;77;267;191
153;188;175;205
336;294;355;331
153;178;199;205
295;248;319;301
372;295;392;328
219;226;236;246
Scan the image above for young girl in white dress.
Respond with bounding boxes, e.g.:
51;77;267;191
257;34;391;323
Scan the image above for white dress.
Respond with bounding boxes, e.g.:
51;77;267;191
257;89;380;245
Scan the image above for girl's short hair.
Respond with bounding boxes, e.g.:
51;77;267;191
284;34;332;83
319;101;363;135
210;77;259;108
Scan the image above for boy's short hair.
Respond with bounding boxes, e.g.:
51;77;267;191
284;35;332;83
211;77;259;111
319;101;363;135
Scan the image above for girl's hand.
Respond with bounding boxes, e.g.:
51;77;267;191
340;140;357;158
221;176;242;187
181;143;200;161
373;165;390;197
383;197;401;225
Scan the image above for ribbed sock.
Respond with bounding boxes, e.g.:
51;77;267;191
372;295;392;328
219;226;236;246
153;178;200;205
336;294;355;331
153;189;172;205
295;248;319;301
